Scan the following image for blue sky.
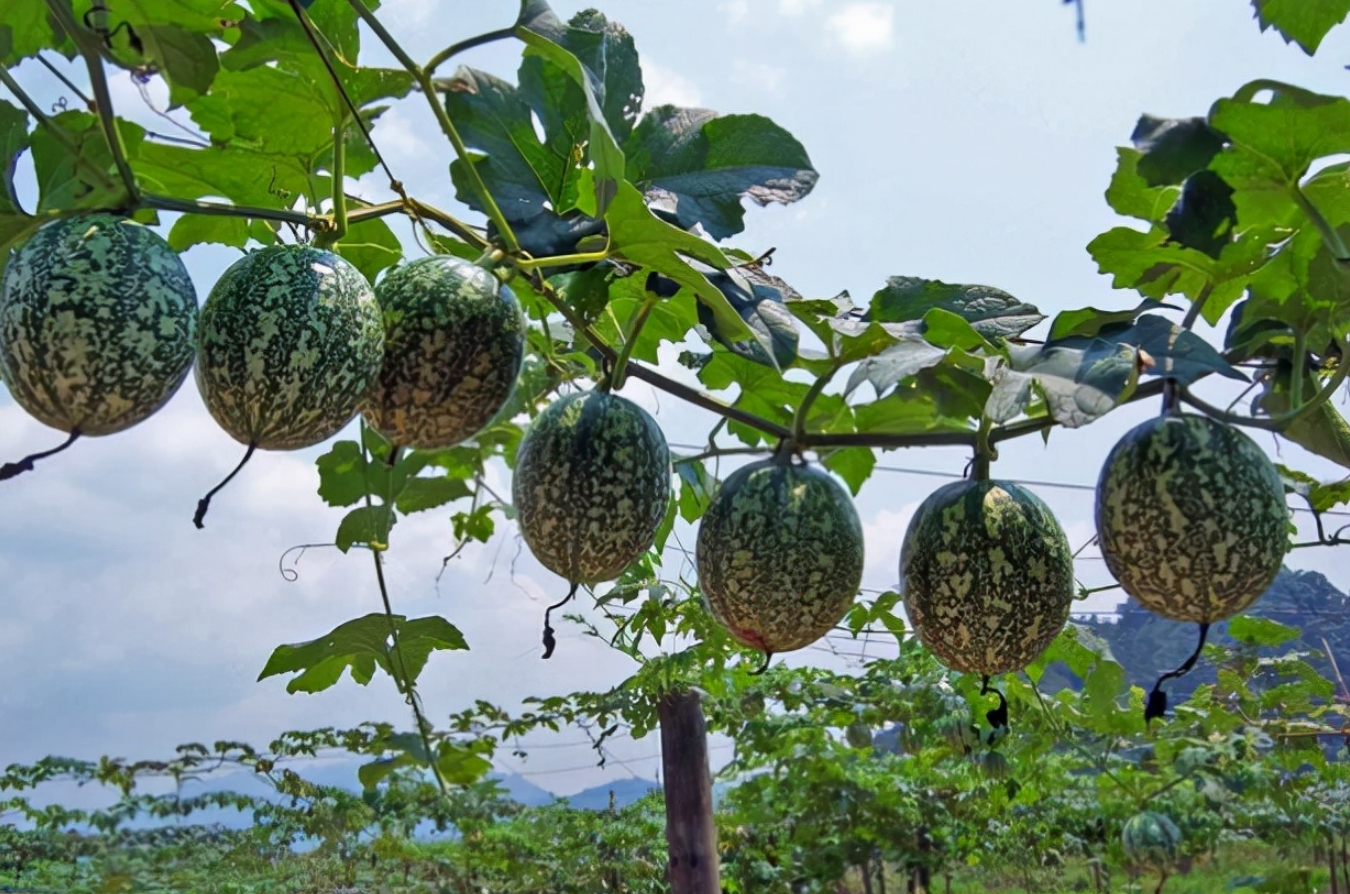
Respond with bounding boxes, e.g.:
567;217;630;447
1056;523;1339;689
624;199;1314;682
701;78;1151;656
3;0;1350;797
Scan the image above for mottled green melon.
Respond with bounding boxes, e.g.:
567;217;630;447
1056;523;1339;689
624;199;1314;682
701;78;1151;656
363;256;525;449
697;459;864;654
195;245;384;450
1095;413;1288;623
0;214;197;435
1121;811;1181;865
513;390;671;584
900;479;1074;676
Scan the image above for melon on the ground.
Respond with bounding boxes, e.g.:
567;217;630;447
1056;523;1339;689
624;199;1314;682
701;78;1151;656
0;214;197;435
513;390;671;584
364;256;524;449
900;479;1074;676
697;458;864;654
195;245;384;450
1121;810;1182;866
1095;413;1288;623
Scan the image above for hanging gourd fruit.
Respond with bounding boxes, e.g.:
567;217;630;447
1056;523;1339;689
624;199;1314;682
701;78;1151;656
0;214;197;479
901;476;1075;733
363;255;525;449
193;244;384;527
1095;410;1288;719
697;456;864;664
513;390;671;657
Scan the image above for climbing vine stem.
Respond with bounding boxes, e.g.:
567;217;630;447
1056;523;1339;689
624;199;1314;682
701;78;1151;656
45;0;140;204
345;0;522;255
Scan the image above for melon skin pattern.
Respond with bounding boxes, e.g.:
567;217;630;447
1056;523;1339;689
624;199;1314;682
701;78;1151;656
1121;811;1181;865
195;245;384;450
900;479;1074;676
1095;413;1288;623
364;256;525;449
0;214;197;435
513;391;671;585
697;460;864;654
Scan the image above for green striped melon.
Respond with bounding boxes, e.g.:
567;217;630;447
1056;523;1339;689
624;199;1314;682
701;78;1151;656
1095;413;1288;623
0;214;197;435
195;245;384;450
697;459;864;654
900;479;1074;675
363;256;525;449
513;390;671;584
1121;811;1181;865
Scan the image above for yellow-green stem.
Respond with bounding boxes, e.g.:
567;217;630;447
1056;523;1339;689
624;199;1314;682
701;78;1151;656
315;113;349;249
972;417;994;481
513;248;611;271
792;366;838;446
424;26;516;77
609;295;658;392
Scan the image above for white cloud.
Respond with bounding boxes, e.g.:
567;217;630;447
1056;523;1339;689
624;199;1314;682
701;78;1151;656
733;60;788;94
642;60;703;109
779;0;824;15
826;2;895;57
721;0;751;24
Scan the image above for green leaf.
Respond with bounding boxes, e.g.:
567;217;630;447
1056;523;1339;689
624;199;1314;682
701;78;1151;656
138;24;220;107
626;107;817;240
1129;116;1225;186
29;110;132;212
1104;147;1180;223
258;613;468;694
0;5;67;65
395;476;473;514
333;217;402;284
1227;614;1300;648
990;338;1140;427
316;440;370;507
167;213;249;251
336;505;397;552
1251;0;1350;54
546;9;643;143
0;99;31;215
1261;365;1350;471
694;267;799;367
867;276;1044;340
820;448;875;496
516;24;626;217
1048;299;1171;341
1096;314;1246;386
675;460;715;522
1210;84;1350;187
604;181;746;340
843;334;948;398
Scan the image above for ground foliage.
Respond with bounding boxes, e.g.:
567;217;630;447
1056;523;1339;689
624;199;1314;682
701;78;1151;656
4;0;1350;890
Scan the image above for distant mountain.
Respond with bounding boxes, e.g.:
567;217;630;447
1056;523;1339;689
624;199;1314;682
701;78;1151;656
1076;567;1350;700
491;771;558;807
565;777;660;811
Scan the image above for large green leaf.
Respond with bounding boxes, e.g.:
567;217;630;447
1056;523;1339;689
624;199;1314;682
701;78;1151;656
626;106;817;240
29;110;132;212
0;99;30;215
866;276;1044;340
1251;0;1350;54
0;2;71;64
987;338;1140;427
258;613;468;694
693;266;799;368
1128;116;1225;186
1210;84;1350;187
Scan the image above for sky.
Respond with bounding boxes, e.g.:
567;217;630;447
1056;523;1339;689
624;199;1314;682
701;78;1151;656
3;0;1350;800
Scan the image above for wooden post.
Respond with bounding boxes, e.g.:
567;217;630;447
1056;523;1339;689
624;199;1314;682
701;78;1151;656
658;688;720;893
